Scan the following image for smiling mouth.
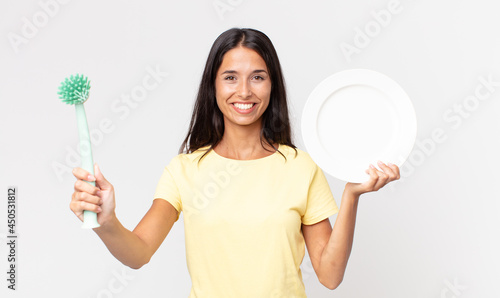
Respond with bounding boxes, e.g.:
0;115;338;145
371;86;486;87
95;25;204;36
231;102;258;114
232;103;256;110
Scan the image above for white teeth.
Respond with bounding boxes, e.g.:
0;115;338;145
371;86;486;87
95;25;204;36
233;103;254;110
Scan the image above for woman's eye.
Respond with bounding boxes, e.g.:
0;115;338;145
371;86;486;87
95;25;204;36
225;76;235;80
253;76;264;80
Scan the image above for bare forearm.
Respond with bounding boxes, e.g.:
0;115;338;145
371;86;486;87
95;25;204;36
318;188;359;288
93;215;150;269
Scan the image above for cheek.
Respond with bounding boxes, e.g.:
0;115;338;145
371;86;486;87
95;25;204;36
259;82;272;102
215;83;233;100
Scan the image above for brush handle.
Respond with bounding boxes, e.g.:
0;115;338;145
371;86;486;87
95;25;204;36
75;103;101;229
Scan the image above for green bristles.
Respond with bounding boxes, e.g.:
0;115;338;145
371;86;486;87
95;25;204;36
58;74;91;104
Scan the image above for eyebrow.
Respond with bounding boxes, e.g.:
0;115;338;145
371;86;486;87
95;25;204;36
220;69;268;75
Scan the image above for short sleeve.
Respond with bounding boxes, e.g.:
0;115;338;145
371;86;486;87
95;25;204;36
153;157;182;222
302;163;339;225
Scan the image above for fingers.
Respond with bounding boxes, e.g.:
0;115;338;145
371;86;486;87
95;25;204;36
70;165;113;226
93;163;113;190
74;178;101;196
377;161;399;181
71;167;103;219
70;189;103;219
363;161;400;192
373;169;389;191
365;165;379;188
73;172;102;205
72;185;102;205
72;166;105;195
70;197;102;214
387;163;401;180
72;167;96;183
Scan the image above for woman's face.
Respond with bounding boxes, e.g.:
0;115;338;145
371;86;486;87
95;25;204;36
215;46;272;129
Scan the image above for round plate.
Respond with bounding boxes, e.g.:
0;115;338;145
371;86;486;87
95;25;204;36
301;69;417;183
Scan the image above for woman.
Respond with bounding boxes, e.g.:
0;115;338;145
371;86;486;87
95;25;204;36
70;28;400;297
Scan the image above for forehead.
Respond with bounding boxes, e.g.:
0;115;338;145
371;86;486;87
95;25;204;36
218;46;268;71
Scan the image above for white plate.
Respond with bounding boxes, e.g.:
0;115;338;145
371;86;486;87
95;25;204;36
301;69;417;183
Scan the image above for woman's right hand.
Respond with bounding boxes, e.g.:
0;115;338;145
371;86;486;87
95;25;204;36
70;163;116;227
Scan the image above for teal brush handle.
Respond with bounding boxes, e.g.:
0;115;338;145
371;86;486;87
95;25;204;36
75;103;100;229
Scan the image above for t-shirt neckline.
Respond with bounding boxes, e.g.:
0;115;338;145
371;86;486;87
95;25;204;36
210;143;282;162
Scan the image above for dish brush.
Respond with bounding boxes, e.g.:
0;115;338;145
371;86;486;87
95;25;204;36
58;74;100;229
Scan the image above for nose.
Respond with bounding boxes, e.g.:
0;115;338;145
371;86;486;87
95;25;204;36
237;80;252;99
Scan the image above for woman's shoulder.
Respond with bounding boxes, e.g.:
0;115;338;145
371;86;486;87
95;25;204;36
279;144;317;166
170;145;212;166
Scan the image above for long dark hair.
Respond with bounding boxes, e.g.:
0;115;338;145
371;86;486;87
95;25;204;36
179;27;297;163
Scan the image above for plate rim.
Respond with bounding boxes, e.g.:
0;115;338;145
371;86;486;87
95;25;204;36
301;68;417;182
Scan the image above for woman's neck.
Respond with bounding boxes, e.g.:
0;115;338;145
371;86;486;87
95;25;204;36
213;122;277;160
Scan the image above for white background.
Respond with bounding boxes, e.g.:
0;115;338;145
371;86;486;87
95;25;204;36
1;0;499;297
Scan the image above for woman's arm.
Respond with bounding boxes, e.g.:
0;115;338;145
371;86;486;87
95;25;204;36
71;165;178;269
303;161;400;289
311;189;359;289
93;199;178;269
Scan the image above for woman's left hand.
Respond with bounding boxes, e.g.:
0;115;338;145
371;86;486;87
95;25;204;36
345;161;400;197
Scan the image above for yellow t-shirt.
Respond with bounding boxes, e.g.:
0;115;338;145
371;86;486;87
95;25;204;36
153;144;339;297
